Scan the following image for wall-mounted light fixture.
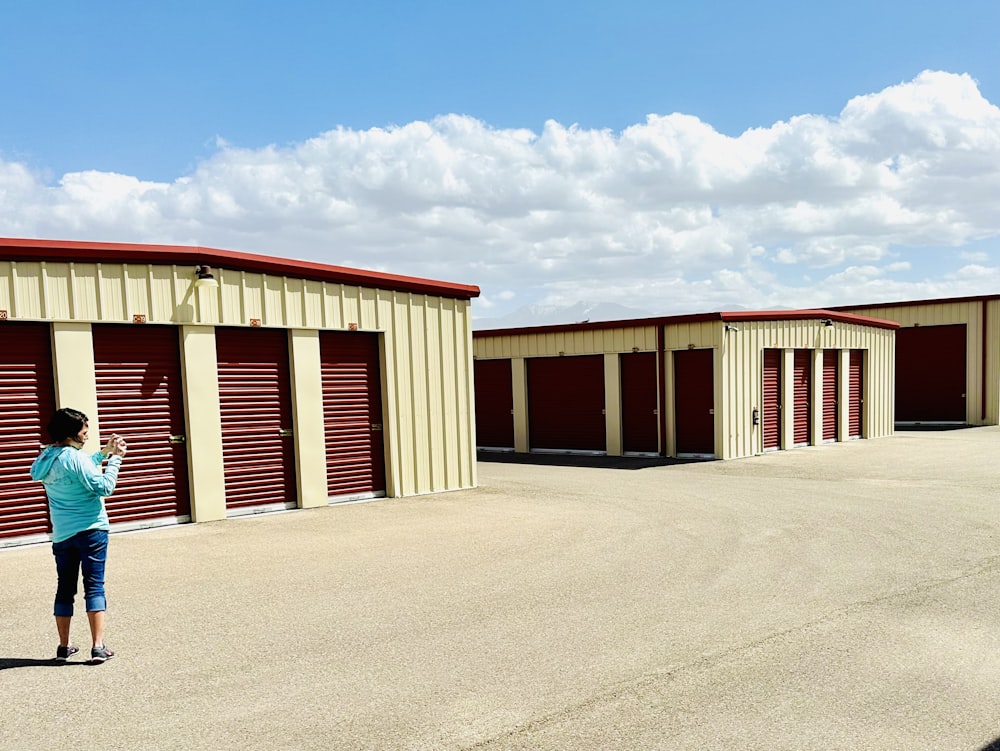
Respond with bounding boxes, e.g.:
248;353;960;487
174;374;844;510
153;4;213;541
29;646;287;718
822;318;834;327
724;324;739;332
195;265;219;288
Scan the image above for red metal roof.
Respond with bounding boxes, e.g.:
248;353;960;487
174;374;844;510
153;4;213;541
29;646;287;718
830;293;1000;311
473;308;899;337
0;237;480;300
721;309;899;329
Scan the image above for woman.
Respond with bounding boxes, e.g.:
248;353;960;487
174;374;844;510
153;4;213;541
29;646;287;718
31;407;127;664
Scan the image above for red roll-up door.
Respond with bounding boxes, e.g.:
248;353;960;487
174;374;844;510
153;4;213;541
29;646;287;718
621;352;658;454
319;331;386;500
474;359;514;449
848;349;864;438
763;349;782;451
674;349;715;456
0;323;56;542
792;349;812;447
93;325;191;527
822;350;839;442
895;324;966;423
216;328;297;512
527;355;605;452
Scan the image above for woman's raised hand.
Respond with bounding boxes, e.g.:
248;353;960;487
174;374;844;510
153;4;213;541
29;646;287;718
111;435;128;457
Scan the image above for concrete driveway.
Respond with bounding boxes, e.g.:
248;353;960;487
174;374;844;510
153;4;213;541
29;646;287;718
3;428;1000;750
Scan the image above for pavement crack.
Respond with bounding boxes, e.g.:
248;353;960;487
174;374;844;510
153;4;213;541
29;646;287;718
460;554;1000;750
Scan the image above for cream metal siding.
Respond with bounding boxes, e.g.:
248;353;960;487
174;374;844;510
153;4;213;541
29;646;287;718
179;325;227;522
474;315;894;461
472;325;659;359
718;319;894;459
474;326;657;458
289;329;328;509
839;300;996;426
662;321;719;351
661;322;721;457
0;260;476;511
721;320;895;459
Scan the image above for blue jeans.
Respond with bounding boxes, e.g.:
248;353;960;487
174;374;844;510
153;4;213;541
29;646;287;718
52;529;109;616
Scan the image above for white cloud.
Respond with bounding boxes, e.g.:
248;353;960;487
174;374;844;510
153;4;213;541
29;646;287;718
1;71;999;319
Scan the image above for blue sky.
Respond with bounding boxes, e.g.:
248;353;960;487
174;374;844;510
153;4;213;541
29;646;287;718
2;1;999;325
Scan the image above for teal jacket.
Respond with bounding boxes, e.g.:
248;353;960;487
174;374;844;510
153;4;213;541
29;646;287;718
30;445;122;543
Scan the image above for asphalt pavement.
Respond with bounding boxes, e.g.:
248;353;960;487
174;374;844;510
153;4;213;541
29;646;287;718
3;427;1000;750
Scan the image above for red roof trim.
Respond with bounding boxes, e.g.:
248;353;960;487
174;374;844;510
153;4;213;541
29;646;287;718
474;308;898;337
474;312;721;337
830;293;1000;312
721;309;899;329
0;237;480;300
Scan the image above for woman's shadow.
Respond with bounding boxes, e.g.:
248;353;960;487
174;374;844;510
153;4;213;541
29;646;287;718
0;657;88;669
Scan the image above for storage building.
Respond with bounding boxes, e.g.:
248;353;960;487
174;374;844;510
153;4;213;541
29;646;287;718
473;310;898;460
832;295;1000;426
0;238;479;547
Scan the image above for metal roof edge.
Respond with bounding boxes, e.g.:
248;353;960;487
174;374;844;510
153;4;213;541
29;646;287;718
0;237;481;300
829;293;1000;311
473;308;899;337
721;309;900;329
473;312;722;337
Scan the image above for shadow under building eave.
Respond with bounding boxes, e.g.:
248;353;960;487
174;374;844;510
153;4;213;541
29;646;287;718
476;450;713;470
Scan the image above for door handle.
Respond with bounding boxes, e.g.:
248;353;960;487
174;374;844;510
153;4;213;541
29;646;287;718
371;424;383;432
168;435;186;444
278;429;294;437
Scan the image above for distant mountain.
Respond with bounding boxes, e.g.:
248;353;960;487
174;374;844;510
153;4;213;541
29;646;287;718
473;301;657;331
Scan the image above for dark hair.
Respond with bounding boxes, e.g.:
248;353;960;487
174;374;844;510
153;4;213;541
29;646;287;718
47;408;89;443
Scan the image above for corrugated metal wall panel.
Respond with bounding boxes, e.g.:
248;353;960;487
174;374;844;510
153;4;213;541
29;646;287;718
425;300;446;489
0;323;56;541
44;264;72;319
438;300;460;487
383;296;411;497
663;322;718;351
407;298;432;492
13;262;44;318
471;326;659;359
719;322;764;460
93;325;192;526
98;266;127;321
377;292;476;497
453;299;475;490
284;278;305;328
